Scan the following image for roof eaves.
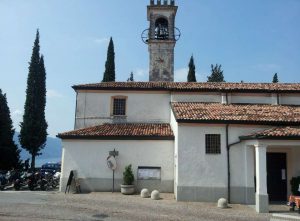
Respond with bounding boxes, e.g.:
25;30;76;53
57;134;175;140
175;119;300;126
239;135;300;141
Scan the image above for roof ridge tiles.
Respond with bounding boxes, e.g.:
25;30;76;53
72;82;300;93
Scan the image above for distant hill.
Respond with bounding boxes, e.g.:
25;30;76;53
14;132;62;166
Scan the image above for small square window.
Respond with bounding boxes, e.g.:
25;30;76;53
205;134;221;154
113;98;126;116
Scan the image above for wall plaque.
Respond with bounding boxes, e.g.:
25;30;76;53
137;166;161;180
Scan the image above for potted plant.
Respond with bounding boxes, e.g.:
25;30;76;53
290;176;300;195
121;164;135;195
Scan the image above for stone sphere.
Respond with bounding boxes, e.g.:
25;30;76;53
141;188;150;198
151;190;160;200
217;198;228;208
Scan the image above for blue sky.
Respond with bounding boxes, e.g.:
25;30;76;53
0;0;300;137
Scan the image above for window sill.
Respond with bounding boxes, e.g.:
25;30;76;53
111;115;127;118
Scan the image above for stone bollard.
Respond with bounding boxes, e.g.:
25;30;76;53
141;188;150;198
151;190;160;200
217;198;228;208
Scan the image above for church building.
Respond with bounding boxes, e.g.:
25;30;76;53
58;0;300;213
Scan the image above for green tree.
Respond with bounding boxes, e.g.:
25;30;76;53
0;89;21;170
273;73;279;83
187;55;196;82
207;64;225;82
127;72;134;82
102;37;115;82
19;30;48;170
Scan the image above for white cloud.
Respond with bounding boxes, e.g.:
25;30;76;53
94;37;109;45
12;109;23;116
11;109;23;132
47;89;63;98
133;68;149;81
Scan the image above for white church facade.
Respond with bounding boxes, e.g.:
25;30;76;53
58;1;300;213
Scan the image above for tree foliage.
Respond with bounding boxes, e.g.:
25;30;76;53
273;73;279;83
0;89;21;170
207;64;225;82
102;37;115;82
123;164;134;185
187;56;196;82
19;29;48;170
127;72;134;82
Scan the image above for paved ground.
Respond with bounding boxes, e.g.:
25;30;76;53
0;191;299;221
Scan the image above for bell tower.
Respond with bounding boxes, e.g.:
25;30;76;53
142;0;180;82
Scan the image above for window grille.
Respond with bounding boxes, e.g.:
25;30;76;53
205;134;221;154
113;98;126;116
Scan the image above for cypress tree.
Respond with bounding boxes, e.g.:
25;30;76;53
127;72;134;82
207;64;225;82
0;89;21;170
187;55;196;82
273;73;279;83
19;30;48;170
102;37;115;82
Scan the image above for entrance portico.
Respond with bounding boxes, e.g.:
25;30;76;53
241;137;300;213
240;127;300;213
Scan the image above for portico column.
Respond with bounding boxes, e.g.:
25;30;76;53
255;144;269;213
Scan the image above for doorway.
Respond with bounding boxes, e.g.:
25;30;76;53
267;152;287;201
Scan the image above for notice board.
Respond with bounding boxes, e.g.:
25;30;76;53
137;166;161;180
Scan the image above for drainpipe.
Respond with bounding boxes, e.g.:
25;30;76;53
225;93;230;202
226;124;230;203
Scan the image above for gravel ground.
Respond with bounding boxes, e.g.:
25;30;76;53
0;191;276;221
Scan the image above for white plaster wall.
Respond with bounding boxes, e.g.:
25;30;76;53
228;125;271;144
292;147;300;177
170;110;178;197
177;124;227;187
230;144;247;186
228;125;271;187
75;91;171;129
171;92;221;103
230;93;272;104
60;139;174;185
176;124;272;188
280;94;300;105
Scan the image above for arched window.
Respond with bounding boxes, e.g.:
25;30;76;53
155;18;169;40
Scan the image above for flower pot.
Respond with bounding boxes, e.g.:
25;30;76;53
120;184;135;195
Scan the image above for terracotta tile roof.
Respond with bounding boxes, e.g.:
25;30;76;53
72;82;300;93
57;123;174;140
240;127;300;140
171;102;300;125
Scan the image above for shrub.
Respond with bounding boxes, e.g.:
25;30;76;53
123;164;134;185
